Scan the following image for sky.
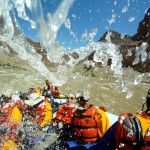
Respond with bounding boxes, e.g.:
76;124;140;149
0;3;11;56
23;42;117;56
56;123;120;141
16;0;150;49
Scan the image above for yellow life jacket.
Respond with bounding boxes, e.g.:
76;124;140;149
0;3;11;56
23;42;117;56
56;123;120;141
1;140;19;150
133;112;150;138
40;101;53;127
35;87;41;95
11;106;22;122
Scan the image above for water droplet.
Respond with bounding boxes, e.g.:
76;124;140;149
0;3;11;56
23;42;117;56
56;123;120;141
128;17;135;22
122;6;128;13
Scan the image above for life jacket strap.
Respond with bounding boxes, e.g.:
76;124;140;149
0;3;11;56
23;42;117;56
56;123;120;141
128;113;143;142
121;113;149;149
74;135;99;142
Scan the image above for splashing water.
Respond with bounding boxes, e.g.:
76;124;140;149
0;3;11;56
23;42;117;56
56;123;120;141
122;6;128;13
64;18;78;41
134;74;144;85
132;42;148;65
128;17;135;22
0;0;149;93
0;0;75;86
93;32;123;78
0;0;150;149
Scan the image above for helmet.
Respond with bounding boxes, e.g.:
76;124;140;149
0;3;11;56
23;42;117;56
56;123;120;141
76;90;90;101
146;89;150;107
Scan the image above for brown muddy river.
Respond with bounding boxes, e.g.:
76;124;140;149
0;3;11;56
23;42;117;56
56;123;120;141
0;68;149;116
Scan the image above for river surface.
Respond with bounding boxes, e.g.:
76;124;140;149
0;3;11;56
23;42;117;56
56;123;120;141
0;68;149;115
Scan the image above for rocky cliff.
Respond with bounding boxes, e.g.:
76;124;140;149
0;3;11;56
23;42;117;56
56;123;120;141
97;30;150;73
88;8;150;73
132;8;150;43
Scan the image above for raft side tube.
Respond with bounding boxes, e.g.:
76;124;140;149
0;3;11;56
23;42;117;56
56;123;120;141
106;112;118;126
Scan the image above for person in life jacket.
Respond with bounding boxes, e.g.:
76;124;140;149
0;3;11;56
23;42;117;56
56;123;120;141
66;90;110;150
0;95;23;150
114;89;150;150
53;93;76;141
55;93;76;124
19;93;53;148
24;93;53;128
88;89;150;150
42;80;53;97
28;86;41;96
51;86;61;98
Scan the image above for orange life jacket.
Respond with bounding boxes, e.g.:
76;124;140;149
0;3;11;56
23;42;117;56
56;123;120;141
2;104;14;117
73;105;99;143
15;100;25;110
116;112;150;150
25;98;52;126
26;100;45;124
55;104;74;124
0;104;22;142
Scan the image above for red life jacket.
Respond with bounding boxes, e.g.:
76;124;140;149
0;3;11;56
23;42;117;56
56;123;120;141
26;100;46;124
73;105;99;143
116;112;150;150
2;105;14;118
51;89;60;97
15;100;25;110
0;104;21;141
55;104;74;124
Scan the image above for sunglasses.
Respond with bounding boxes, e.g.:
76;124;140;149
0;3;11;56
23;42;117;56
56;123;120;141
66;97;75;100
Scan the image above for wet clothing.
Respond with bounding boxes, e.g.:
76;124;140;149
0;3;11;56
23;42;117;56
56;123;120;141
0;103;22;131
25;98;53;127
65;105;110;149
116;112;150;150
0;103;22;149
72;105;110;143
89;111;150;150
55;103;75;142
